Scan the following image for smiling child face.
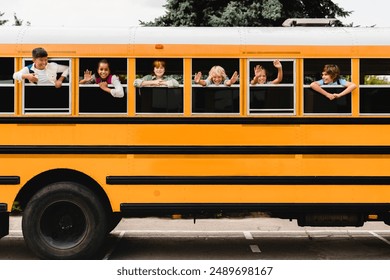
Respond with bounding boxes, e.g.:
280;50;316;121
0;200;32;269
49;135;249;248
98;62;110;79
33;57;48;70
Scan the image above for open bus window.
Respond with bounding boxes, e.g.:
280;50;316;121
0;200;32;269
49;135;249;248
79;58;127;114
304;58;352;114
248;59;295;115
192;58;239;114
23;59;71;114
0;58;14;114
360;59;390;114
135;58;183;114
134;58;183;114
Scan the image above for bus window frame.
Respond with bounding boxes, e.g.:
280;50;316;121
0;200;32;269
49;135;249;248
247;59;296;116
303;58;353;116
191;58;240;116
22;58;72;115
134;58;184;116
359;58;390;116
0;57;15;115
78;58;128;115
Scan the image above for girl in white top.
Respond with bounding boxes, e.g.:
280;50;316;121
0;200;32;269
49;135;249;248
80;59;124;98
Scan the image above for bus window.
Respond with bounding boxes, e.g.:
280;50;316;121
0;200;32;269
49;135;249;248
192;58;239;114
135;58;183;114
248;59;295;115
23;59;71;114
360;59;390;114
79;58;127;114
0;58;14;114
304;59;352;114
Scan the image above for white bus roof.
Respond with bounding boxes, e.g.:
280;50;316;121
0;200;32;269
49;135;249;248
1;26;390;46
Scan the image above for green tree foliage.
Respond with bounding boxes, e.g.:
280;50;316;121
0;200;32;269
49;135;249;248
13;13;23;26
0;11;8;25
141;0;351;26
364;75;390;85
13;13;31;26
0;12;30;26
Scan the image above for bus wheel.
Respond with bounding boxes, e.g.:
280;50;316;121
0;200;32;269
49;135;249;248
22;182;108;259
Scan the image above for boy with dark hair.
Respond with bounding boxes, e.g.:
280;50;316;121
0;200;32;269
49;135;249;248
310;64;356;100
32;47;48;59
13;47;69;88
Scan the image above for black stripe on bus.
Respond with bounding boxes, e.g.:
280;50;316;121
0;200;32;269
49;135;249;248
107;176;390;185
2;145;390;154
120;203;390;214
3;117;390;125
0;176;20;185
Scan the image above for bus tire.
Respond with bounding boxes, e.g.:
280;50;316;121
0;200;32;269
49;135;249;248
22;182;108;259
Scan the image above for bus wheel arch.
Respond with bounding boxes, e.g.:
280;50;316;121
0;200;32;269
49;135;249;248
15;168;111;215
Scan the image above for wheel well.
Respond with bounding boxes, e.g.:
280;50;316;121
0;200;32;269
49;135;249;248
15;169;112;214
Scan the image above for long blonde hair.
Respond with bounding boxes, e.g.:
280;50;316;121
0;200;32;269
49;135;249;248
208;65;227;80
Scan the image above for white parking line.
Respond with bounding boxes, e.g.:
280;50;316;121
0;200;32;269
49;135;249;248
243;231;254;240
243;232;260;254
369;231;390;246
2;235;24;239
250;245;261;253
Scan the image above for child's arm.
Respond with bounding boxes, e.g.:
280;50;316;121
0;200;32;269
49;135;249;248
250;66;261;85
333;81;357;98
80;70;93;84
13;67;37;83
55;64;69;88
270;60;283;84
109;75;124;97
194;72;207;86
310;81;336;100
225;71;238;86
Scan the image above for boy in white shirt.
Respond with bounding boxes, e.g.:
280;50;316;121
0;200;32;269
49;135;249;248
13;47;69;88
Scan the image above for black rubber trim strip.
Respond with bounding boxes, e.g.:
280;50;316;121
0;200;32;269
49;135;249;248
0;176;20;185
120;202;390;213
2;117;390;125
1;145;390;154
107;176;390;185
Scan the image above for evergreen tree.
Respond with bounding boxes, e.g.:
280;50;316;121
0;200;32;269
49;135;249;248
141;0;351;26
0;11;8;25
0;12;30;26
13;13;23;26
13;13;31;26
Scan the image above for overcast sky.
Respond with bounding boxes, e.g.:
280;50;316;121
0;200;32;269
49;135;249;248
0;0;389;27
0;0;167;27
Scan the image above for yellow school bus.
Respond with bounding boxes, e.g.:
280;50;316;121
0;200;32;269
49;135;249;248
1;25;390;259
